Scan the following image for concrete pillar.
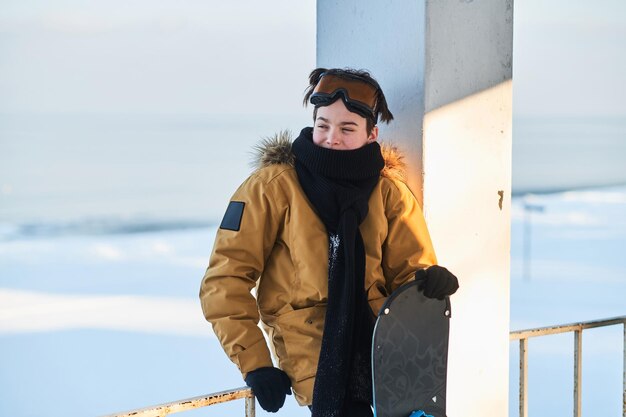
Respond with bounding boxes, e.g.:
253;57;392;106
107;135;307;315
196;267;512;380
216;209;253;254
317;1;513;416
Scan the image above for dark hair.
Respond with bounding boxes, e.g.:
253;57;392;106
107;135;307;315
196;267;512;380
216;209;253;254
303;67;395;134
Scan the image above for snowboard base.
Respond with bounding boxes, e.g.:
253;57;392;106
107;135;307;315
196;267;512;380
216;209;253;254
371;280;451;417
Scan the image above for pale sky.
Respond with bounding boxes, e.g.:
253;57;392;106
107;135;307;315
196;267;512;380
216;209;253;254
1;0;625;118
0;0;317;117
513;0;626;117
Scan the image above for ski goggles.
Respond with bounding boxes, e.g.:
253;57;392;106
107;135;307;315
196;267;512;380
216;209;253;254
310;73;379;122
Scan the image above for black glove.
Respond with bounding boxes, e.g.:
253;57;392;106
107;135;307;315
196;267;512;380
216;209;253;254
244;366;292;412
416;265;459;300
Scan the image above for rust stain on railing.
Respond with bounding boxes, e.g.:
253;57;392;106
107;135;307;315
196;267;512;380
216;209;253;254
101;387;254;417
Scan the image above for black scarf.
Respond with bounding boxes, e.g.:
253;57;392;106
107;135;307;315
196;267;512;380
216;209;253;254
292;127;384;417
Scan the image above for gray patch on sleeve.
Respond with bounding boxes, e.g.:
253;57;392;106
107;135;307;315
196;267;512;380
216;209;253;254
219;201;245;231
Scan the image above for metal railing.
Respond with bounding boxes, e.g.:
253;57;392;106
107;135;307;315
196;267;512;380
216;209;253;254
509;316;626;417
101;387;254;417
104;316;625;417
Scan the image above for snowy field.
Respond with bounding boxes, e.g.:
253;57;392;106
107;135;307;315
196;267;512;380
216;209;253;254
1;185;624;417
507;187;626;417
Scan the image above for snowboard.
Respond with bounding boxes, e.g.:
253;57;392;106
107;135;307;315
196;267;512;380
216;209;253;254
371;280;451;417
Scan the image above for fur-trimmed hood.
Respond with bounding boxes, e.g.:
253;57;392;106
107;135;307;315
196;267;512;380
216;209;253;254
251;130;407;182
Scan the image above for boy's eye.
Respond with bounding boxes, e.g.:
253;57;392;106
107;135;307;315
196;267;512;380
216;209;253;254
316;124;328;130
342;128;354;133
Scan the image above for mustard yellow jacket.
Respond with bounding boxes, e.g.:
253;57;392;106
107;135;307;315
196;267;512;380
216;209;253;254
199;132;437;405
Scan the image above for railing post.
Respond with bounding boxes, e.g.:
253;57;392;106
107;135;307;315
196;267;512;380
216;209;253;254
245;394;255;417
574;329;583;417
520;338;528;417
622;322;625;417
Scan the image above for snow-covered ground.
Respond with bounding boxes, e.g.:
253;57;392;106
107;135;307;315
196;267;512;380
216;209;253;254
508;187;626;417
0;186;624;417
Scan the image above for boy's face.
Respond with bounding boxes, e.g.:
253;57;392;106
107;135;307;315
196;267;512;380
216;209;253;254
312;100;379;150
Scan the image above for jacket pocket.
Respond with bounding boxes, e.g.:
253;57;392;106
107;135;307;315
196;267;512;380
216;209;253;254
274;305;326;382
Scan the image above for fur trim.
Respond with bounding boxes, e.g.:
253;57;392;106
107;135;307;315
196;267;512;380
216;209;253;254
380;143;407;182
252;130;407;181
251;130;294;169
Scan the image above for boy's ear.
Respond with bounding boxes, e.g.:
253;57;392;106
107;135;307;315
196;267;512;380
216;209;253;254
368;126;379;142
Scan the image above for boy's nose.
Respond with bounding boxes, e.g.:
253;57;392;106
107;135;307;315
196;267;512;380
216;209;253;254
326;129;341;146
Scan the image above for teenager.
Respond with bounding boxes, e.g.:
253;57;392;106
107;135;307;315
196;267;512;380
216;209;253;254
200;68;459;416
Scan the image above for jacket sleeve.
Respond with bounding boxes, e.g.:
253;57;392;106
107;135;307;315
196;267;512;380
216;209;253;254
381;179;438;293
199;173;285;378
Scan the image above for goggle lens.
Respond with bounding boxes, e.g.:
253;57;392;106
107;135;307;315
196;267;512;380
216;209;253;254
310;73;378;120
